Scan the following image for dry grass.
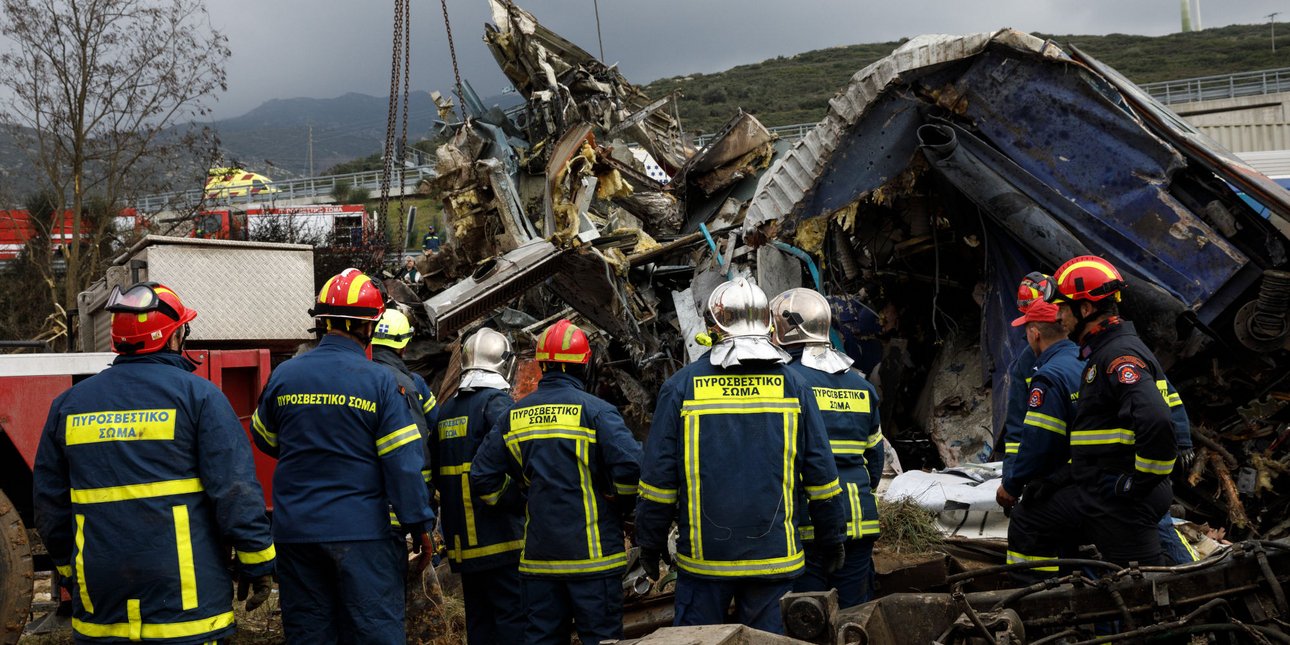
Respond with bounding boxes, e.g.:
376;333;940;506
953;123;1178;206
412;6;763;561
875;497;945;555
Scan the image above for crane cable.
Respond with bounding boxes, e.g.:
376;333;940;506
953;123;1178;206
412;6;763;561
439;0;465;121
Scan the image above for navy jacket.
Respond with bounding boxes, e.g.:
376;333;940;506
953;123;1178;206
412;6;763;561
470;370;642;577
1000;349;1038;469
33;351;274;644
1001;340;1083;497
636;354;844;580
785;350;883;541
372;346;438;493
251;334;433;542
430;385;525;573
1070;321;1178;490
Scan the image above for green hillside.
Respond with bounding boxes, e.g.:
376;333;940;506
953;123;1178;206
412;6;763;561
643;22;1290;133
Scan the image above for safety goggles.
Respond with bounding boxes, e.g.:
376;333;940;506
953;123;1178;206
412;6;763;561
106;282;181;321
1017;271;1056;309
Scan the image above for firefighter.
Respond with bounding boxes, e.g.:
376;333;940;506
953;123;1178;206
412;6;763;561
636;279;844;634
429;328;525;645
770;288;882;608
251;268;434;644
469;319;642;645
33;282;274;644
998;295;1082;506
1008;256;1177;570
371;309;436;450
995;272;1053;508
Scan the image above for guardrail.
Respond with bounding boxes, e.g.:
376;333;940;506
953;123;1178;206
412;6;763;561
134;166;435;213
1138;67;1290;105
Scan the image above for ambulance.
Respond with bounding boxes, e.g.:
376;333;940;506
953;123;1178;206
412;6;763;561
204;167;279;199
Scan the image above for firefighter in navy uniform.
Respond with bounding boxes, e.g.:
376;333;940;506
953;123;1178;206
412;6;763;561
999;300;1084;578
770;288;882;608
370;309;437;483
1008;256;1177;570
636;279;845;634
429;328;525;645
469;319;642;645
33;282;274;644
995;272;1053;507
251;268;434;644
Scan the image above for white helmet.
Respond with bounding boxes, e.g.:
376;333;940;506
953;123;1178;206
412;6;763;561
769;288;832;346
707;279;771;339
462;328;513;376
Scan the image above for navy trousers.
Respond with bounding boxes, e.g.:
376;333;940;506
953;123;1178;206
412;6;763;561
277;537;407;645
673;572;795;634
793;538;876;607
521;575;623;645
461;565;524;645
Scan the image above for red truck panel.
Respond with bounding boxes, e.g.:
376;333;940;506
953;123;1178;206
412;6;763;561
0;375;73;469
1;349;276;509
188;349;276;510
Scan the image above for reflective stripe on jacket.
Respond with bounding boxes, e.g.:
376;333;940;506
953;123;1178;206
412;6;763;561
1069;321;1178;489
430;386;525;573
786;352;882;540
470;370;642;577
635;354;843;580
33;351;274;643
1000;349;1037;470
1001;339;1082;497
251;334;433;542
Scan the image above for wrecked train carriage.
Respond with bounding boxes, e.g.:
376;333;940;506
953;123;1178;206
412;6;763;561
740;30;1290;537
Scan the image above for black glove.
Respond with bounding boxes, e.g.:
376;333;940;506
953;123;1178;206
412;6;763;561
821;542;846;575
640;547;670;581
1179;448;1196;470
237;574;273;612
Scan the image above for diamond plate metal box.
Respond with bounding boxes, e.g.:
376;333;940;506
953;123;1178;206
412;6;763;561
79;236;315;351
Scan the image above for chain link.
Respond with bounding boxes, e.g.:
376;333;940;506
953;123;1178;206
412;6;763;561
439;0;464;121
396;0;411;251
379;0;405;247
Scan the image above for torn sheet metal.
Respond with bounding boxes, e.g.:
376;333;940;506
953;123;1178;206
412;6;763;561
423;240;565;339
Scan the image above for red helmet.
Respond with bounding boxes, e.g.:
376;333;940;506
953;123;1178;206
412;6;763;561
534;319;591;364
1054;256;1125;303
312;268;385;321
1016;271;1056;313
108;282;198;354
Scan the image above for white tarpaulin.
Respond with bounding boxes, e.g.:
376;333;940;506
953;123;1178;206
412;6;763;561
881;462;1010;539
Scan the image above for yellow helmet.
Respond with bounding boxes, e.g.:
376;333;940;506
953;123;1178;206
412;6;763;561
372;309;414;350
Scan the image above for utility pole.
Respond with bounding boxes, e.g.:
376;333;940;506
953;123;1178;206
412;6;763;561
307;124;314;177
1270;13;1281;53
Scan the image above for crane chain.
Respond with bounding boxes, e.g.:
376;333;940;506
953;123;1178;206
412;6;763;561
379;0;405;254
396;0;411;253
440;0;465;121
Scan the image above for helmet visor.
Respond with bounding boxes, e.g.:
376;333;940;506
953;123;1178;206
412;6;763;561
106;282;181;320
1017;272;1056;310
106;283;160;313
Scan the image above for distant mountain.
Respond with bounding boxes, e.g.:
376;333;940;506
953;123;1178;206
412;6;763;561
2;21;1287;202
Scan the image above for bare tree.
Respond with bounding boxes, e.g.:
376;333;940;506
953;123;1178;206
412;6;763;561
0;0;229;348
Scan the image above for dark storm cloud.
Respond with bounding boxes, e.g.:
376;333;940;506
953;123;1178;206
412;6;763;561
206;0;1286;119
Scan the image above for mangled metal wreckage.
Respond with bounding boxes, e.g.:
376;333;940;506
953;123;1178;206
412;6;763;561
401;5;1290;641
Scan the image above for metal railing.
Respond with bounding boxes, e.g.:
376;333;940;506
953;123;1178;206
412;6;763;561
133;166;436;213
1139;67;1290;105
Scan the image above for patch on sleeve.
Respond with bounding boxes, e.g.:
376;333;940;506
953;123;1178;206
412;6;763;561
1107;355;1147;374
1115;363;1142;385
1084;364;1097;383
1027;387;1045;408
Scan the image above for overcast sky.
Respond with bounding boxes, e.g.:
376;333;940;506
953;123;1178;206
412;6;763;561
200;1;1289;119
